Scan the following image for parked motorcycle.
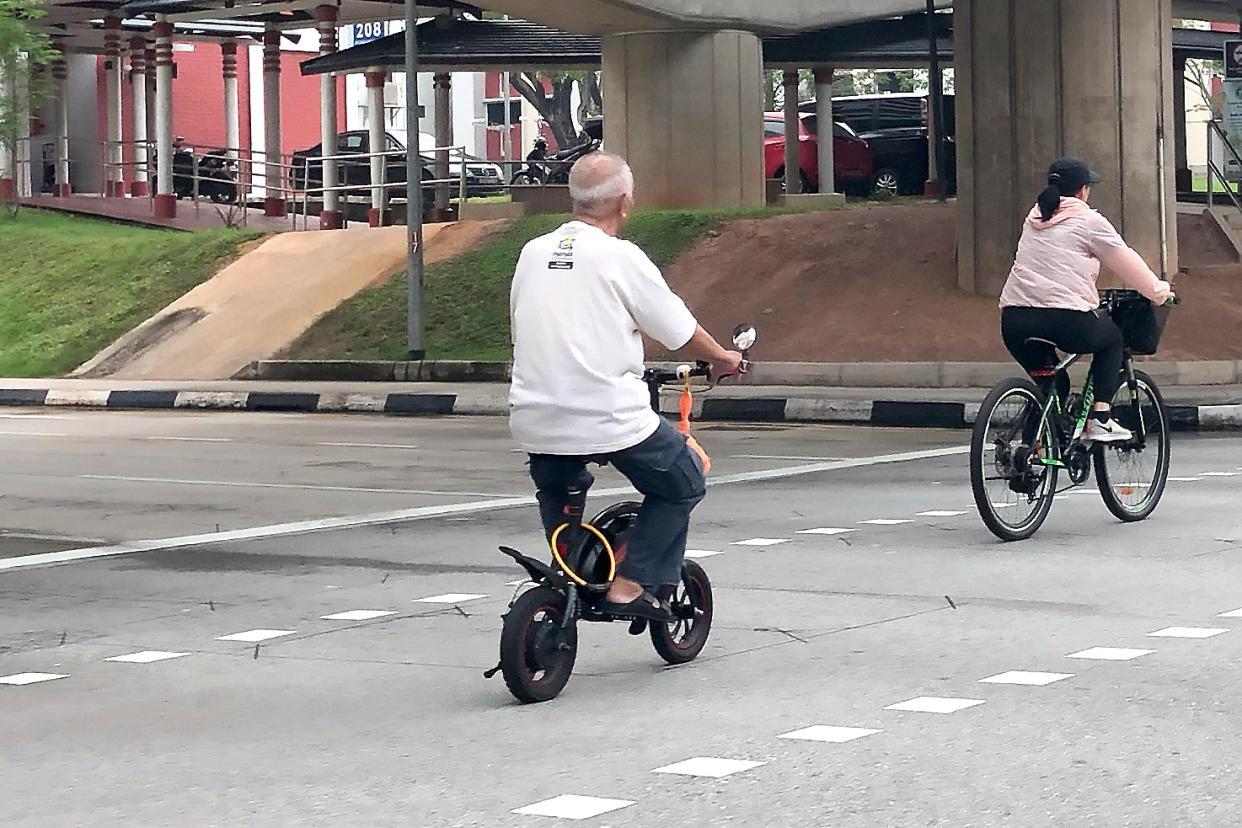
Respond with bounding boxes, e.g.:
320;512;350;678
510;134;601;186
153;148;239;204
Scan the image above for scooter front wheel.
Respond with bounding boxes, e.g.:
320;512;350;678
499;585;577;703
650;560;713;664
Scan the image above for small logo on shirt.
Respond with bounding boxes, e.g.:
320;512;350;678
548;260;574;270
558;234;577;251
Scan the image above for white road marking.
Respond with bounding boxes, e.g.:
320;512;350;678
0;430;68;437
79;474;519;499
145;436;233;443
731;538;789;547
215;629;296;642
1067;647;1154;661
1201;472;1239;477
1147;626;1228;639
734;454;845;461
0;413;71;419
1217;608;1242;618
652;757;765;778
105;651;189;663
321;610;397;621
917;510;967;517
778;725;879;743
318;442;420;450
0;672;68;685
885;697;985;714
1168;477;1202;482
796;527;855;536
860;519;913;526
414;593;488;604
3;445;968;571
979;671;1073;686
684;549;725;558
512;795;635;820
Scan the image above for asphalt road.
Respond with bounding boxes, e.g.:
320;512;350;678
2;410;1241;826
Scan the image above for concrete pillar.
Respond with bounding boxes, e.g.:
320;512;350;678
153;18;176;219
52;56;71;196
0;67;11;201
103;17;124;197
955;0;1177;296
366;68;388;226
433;71;452;213
814;66;835;195
14;69;30;198
263;26;285;217
602;30;764;208
782;70;801;194
1173;53;1191;193
145;47;157;151
222;42;240;160
129;37;149;197
316;5;342;229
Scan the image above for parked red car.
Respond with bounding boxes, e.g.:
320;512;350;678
763;113;874;195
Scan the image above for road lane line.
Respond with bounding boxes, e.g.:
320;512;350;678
2;444;968;571
79;474;520;499
0;431;68;437
145;437;233;443
318;442;420;450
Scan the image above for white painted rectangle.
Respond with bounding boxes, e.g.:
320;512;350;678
321;610;397;621
796;527;856;536
979;671;1073;686
731;538;788;547
652;757;765;778
414;593;488;604
778;725;879;743
1066;647;1154;661
1147;626;1228;639
684;549;724;558
105;651;189;663
885;697;985;714
1217;608;1242;618
917;510;967;517
0;672;68;685
214;629;296;642
511;795;635;820
174;391;248;410
44;389;110;407
1201;472;1239;477
859;519;913;526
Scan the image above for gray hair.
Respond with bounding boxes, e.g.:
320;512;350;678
569;151;634;218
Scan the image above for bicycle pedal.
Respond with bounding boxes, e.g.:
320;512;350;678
483;661;502;679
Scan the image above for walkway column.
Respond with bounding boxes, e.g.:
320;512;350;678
782;70;801;194
222;42;240;160
103;17;125;196
433;71;452;213
52;54;71;196
0;67;10;200
262;26;285;217
602;30;764;208
153;18;176;219
366;68;388;226
316;5;342;229
129;37;149;197
814;66;835;194
1173;53;1191;193
955;0;1177;295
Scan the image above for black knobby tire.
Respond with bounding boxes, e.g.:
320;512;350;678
499;586;576;704
970;378;1059;542
650;560;713;664
1094;369;1171;522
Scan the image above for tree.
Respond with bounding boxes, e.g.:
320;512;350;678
510;70;601;152
0;0;58;215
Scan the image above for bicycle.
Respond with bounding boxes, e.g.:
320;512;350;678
486;324;757;703
970;290;1177;542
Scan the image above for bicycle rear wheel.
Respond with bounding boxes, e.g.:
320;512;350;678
970;379;1059;541
1094;369;1170;522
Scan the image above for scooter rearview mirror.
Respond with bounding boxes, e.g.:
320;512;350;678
732;324;757;351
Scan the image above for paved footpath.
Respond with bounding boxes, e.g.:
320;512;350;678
2;411;1241;825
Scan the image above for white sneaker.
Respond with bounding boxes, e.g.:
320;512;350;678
1083;418;1134;443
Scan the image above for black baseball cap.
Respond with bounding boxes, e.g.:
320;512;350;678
1048;157;1102;192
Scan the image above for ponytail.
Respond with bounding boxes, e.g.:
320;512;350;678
1037;184;1062;222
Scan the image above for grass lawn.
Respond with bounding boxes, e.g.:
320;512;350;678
0;210;262;377
285;204;839;362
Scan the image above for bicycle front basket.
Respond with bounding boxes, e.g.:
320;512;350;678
1105;290;1170;356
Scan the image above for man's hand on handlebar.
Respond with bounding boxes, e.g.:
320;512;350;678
710;350;744;382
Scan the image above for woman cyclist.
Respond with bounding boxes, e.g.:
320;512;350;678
1000;157;1175;443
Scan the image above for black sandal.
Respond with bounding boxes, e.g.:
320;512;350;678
601;589;672;623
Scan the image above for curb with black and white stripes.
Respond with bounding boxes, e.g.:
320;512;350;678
3;387;1241;431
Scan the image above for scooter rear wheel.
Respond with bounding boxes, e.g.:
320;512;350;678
499;585;577;703
650;560;713;664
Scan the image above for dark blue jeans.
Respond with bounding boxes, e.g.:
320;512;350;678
528;419;707;588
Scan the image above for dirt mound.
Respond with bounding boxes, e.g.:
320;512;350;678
666;204;1242;362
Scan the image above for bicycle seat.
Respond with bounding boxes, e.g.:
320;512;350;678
1024;337;1060;349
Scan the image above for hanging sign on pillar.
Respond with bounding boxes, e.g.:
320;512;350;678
352;22;388;45
1221;40;1242;180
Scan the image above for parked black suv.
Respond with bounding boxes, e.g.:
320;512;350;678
803;93;956;196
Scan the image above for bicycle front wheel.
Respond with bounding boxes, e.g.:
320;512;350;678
1094;369;1170;522
970;379;1059;541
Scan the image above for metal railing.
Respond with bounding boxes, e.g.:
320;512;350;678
1206;119;1242;215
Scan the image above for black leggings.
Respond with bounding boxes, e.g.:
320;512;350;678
1001;306;1124;405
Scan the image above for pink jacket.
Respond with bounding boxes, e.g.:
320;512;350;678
1000;197;1173;311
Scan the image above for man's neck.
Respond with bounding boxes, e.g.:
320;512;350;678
573;214;621;238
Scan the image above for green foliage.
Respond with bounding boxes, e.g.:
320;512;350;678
0;211;261;376
0;0;59;213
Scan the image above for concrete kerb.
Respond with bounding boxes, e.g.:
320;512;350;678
2;382;1240;432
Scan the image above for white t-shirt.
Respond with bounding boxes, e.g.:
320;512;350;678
509;220;698;455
